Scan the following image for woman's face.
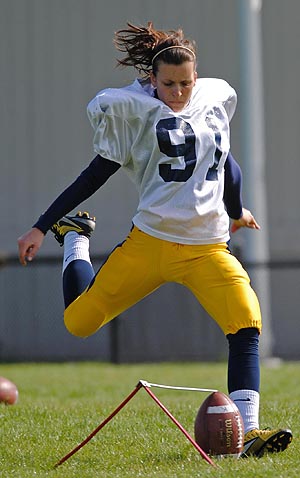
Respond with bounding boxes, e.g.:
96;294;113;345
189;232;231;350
150;61;197;112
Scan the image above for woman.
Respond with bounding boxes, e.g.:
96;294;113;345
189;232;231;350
18;22;292;457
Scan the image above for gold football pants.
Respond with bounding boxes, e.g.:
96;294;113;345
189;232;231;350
64;226;262;337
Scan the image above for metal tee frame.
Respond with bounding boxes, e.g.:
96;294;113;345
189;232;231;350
54;379;217;468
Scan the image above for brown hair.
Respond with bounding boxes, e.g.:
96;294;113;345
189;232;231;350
114;21;197;76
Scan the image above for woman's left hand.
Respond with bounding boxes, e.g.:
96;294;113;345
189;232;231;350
231;208;261;233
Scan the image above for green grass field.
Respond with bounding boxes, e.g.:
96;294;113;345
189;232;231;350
0;361;299;478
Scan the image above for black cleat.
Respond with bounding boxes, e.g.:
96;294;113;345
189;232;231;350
242;427;293;458
50;211;96;246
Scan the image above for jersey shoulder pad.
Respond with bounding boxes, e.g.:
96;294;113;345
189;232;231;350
193;78;237;121
87;79;158;126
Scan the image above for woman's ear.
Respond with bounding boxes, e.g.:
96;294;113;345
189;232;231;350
150;71;157;87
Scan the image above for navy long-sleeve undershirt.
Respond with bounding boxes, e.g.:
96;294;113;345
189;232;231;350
224;151;243;220
33;152;243;234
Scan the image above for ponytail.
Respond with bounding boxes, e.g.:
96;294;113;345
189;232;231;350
114;22;197;76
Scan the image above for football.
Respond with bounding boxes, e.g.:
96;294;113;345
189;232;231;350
194;391;244;458
0;376;19;405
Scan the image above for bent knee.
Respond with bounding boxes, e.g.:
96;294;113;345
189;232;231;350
64;297;107;338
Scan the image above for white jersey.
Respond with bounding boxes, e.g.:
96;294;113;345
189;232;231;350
87;77;237;245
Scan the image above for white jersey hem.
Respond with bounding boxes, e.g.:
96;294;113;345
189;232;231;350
132;219;230;245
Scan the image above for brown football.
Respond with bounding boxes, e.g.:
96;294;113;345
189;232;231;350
194;391;244;458
0;376;19;405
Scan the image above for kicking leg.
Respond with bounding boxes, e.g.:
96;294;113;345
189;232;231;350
63;226;165;338
62;232;94;307
50;212;96;307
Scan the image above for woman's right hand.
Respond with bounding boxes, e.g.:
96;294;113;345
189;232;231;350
17;227;45;265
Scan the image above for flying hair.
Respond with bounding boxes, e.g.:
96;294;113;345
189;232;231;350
114;21;197;76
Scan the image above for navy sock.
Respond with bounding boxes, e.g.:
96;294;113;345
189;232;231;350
63;259;94;308
226;327;260;393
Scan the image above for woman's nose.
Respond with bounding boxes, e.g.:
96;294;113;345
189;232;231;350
172;85;182;96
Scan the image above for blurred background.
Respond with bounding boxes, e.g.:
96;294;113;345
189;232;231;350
1;0;299;362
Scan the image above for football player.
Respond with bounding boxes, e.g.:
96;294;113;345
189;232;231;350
18;22;292;457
